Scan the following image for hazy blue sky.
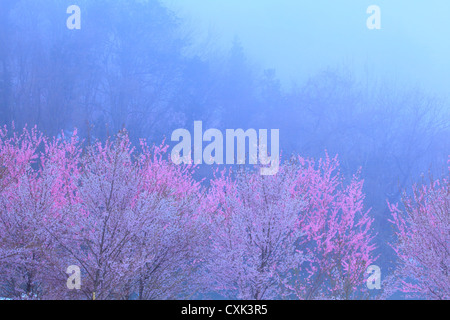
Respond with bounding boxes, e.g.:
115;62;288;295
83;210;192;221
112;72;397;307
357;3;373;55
163;0;450;97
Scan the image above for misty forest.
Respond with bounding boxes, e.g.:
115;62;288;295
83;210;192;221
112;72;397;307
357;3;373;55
0;0;448;300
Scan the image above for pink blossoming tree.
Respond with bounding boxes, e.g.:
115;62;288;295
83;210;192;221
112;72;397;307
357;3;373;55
1;126;379;300
203;164;306;299
0;125;45;298
204;154;377;300
288;155;377;300
384;160;449;300
0;127;207;299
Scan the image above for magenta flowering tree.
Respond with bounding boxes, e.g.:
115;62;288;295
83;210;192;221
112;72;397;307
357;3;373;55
1;125;378;300
131;139;207;300
203;164;306;300
47;131;207;300
0;127;207;299
42;130;152;299
0;125;46;298
204;155;377;300
288;155;377;300
385;160;449;300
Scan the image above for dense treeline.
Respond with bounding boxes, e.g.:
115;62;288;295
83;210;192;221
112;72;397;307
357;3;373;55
0;128;447;299
0;0;448;299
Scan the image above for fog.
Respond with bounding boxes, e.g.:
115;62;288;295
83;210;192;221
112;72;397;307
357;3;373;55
165;0;450;97
0;0;448;299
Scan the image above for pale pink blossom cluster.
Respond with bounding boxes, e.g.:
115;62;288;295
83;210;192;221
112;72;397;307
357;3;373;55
0;126;447;300
203;155;376;299
384;158;449;300
0;127;206;299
